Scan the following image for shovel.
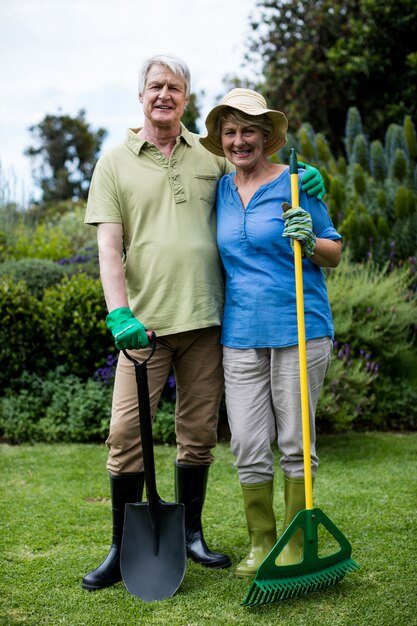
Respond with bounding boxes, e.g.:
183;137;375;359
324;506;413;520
120;334;186;601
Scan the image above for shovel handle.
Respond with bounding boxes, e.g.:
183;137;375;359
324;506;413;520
123;332;160;506
122;331;156;364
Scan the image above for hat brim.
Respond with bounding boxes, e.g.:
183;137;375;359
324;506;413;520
199;104;288;158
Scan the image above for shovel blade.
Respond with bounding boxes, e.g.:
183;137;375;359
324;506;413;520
120;501;186;602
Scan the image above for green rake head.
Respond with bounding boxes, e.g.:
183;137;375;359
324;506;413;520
242;507;359;607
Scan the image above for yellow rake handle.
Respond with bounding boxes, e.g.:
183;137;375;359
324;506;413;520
290;152;314;511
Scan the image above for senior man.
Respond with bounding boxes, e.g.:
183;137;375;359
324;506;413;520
82;53;325;590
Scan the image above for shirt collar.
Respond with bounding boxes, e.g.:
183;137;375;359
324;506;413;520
124;123;193;155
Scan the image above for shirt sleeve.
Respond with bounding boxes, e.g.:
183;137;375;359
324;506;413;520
84;160;122;225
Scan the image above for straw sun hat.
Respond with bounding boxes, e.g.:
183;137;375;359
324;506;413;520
199;88;288;157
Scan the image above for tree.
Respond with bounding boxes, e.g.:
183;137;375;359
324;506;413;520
236;0;417;154
182;91;204;134
25;110;107;203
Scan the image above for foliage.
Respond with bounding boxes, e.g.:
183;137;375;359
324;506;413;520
3;200;99;274
56;241;100;279
0;258;66;299
0;365;177;445
317;342;377;432
10;220;74;260
321;253;417;430
278;108;417;269
235;0;417;152
0;369;112;444
326;253;416;373
25;109;107;202
39;273;112;380
327;0;417;142
56;203;96;251
0;278;43;391
0;272;113;394
182;91;204;134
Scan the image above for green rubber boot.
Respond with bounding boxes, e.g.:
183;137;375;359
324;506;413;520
276;475;306;566
236;481;277;578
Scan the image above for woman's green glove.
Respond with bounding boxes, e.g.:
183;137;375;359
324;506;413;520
298;161;325;200
282;202;316;258
106;307;149;350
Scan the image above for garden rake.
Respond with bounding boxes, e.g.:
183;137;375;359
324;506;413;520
242;149;359;607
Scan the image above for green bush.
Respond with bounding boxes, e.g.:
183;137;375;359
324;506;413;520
55;204;94;252
0;369;112;444
0;278;44;391
0;258;66;299
324;252;417;429
11;221;74;260
39;273;113;379
56;240;100;278
0;272;113;393
0;366;177;445
327;252;417;376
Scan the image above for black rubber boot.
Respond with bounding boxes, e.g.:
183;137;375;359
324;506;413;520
81;472;144;591
175;462;231;569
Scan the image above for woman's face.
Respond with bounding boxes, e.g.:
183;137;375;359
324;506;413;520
220;121;266;170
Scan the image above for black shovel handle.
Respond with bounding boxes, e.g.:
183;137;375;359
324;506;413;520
123;333;160;506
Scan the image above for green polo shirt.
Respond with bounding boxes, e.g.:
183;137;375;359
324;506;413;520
85;124;232;335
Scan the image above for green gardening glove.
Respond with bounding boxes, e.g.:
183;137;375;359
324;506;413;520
106;307;149;350
298;161;325;200
282;202;316;258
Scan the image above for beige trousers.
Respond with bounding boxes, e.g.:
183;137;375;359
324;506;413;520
106;326;224;475
223;337;333;483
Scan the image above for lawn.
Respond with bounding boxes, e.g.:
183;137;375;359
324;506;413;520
1;432;416;626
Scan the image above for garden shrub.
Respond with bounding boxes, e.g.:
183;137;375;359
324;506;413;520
0;258;66;299
39;375;112;443
327;252;416;376
56;204;94;252
56;240;100;278
11;221;74;260
39;273;113;380
0;278;44;392
317;345;377;432
0;368;112;444
323;252;417;429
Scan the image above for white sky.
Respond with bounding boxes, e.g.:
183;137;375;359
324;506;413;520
0;0;259;203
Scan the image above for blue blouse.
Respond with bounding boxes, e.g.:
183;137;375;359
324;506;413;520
216;167;342;348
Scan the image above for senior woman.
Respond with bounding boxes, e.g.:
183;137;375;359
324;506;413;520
200;88;342;578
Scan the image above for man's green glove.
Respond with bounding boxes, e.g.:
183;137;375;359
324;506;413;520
106;307;149;350
298;161;325;200
282;202;316;258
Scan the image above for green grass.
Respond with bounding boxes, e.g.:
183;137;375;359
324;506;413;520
1;433;417;626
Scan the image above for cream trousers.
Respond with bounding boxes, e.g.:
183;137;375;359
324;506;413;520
223;337;333;483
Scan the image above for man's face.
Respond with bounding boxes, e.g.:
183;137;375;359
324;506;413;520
140;65;188;129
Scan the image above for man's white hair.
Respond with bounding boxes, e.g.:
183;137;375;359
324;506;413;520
138;54;191;97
